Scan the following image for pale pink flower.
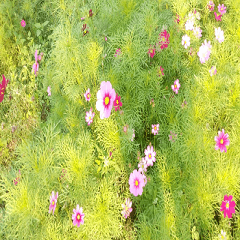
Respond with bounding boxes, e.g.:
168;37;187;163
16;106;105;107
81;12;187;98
197;40;212;64
215;27;224;43
207;1;215;11
218;230;227;240
185;20;194;31
209;66;217;76
138;157;147;173
158;66;164;76
84;88;91;101
218;4;226;15
105;36;107;41
129;169;145;196
171;79;180;94
21;19;26;27
47;86;51;96
152;124;159;135
142;173;147;187
214;129;230;153
32;50;39;76
96;81;116;119
85;107;95;125
182;35;190;49
131;129;135;141
49;191;58;215
193;27;202;38
144;145;156;167
121;198;132;218
72;204;85;227
148;46;156;58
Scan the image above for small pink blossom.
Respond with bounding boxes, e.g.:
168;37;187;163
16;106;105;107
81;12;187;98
158;66;164;76
105;36;107;41
148;46;156;58
220;195;235;218
72;204;85;227
215;27;224;43
32;50;39;76
21;19;26;27
84;88;91;101
152;124;159;135
214;129;230;153
218;230;227;240
144;145;156;167
96;81;116;119
113;93;122;111
214;12;222;21
121;198;132;219
171;79;180;94
207;1;215;11
114;48;122;57
185;20;194;31
197;40;212;64
81;17;85;21
182;35;190;49
209;66;217;76
175;14;180;24
158;30;170;50
47;86;51;96
131;129;135;141
49;191;58;215
142;173;147;187
85;107;95;125
193;27;202;38
0;75;9;103
129;169;145;196
218;4;226;15
138;157;147;173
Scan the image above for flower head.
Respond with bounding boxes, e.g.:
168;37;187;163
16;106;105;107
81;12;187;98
113;93;122;111
158;30;170;49
84;88;91;101
214;12;222;21
209;66;217;76
185;20;194;31
176;14;180;24
138;157;147;173
0;75;9;103
47;86;51;96
32;50;39;76
89;9;93;17
171;79;180;94
72;205;85;227
114;48;122;57
152;124;159;135
144;145;156;167
82;24;89;36
197;40;212;64
96;81;116;119
121;198;132;218
129;169;145;196
220;195;235;218
158;66;164;76
85;107;95;125
148;46;156;58
207;1;215;11
218;4;226;15
105;36;107;41
131;129;135;141
21;19;26;27
49;191;58;215
215;27;224;43
218;230;227;240
214;129;230;153
142;173;147;187
193;27;202;38
182;35;190;49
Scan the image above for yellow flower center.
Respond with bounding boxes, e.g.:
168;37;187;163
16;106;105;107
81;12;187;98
154;127;156;130
184;41;186;44
87;93;89;98
221;8;223;11
116;100;119;104
105;97;109;105
149;154;152;158
175;84;177;88
150;50;153;53
52;201;55;205
162;37;165;42
220;139;223;144
77;214;80;220
135;180;138;186
89;116;91;120
226;202;229;208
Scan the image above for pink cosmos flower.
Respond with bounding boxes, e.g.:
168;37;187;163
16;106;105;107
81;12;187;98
207;1;215;11
218;230;227;240
144;145;156;167
138;157;147;173
121;198;133;219
114;48;122;57
214;12;222;21
171;79;180;94
113;93;122;111
193;27;202;38
0;75;9;103
176;14;180;24
85;107;95;125
129;169;145;196
182;35;190;49
142;173;147;187
220;195;235;218
21;19;26;27
84;88;91;101
218;4;226;15
158;66;164;76
148;46;156;58
105;36;107;41
214;129;230;153
47;86;51;96
197;40;212;64
185;20;194;31
152;124;159;135
49;191;58;215
131;129;135;141
209;66;217;76
72;204;85;227
32;50;39;76
158;30;170;49
96;81;116;119
81;17;85;21
215;27;224;43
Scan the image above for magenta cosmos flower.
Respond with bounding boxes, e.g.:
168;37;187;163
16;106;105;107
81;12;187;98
96;81;116;119
49;191;58;215
158;30;170;49
214;12;222;21
220;195;235;218
171;79;180;94
47;86;51;96
114;48;122;57
214;129;230;153
72;204;85;227
207;1;215;11
32;50;39;76
21;19;26;27
218;4;226;15
84;88;91;101
144;145;156;167
138;157;147;173
158;66;164;76
85;107;95;125
148;46;156;58
121;198;133;219
0;75;9;103
113;93;122;111
129;169;145;196
197;40;212;64
152;124;159;135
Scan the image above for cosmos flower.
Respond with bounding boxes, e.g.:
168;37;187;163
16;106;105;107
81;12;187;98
113;93;122;111
49;191;58;215
32;50;39;76
218;230;227;240
214;129;230;153
138;157;147;173
197;40;212;64
214;12;222;21
218;4;227;15
220;195;235;218
171;79;181;94
158;30;170;49
129;169;145;196
0;75;9;103
182;34;190;49
193;27;202;38
72;205;85;227
47;86;51;96
209;66;217;76
207;1;215;11
21;19;26;27
85;107;95;125
84;88;91;101
121;198;133;219
152;124;159;135
144;145;156;167
185;20;194;31
158;66;164;76
148;46;156;58
215;27;224;43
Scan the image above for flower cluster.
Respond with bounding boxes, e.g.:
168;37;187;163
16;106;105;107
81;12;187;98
114;48;122;57
184;10;202;39
13;170;21;185
209;2;227;22
32;50;43;76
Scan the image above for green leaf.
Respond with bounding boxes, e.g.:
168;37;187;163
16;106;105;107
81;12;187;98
28;31;31;37
36;30;41;37
43;21;49;27
35;23;41;28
